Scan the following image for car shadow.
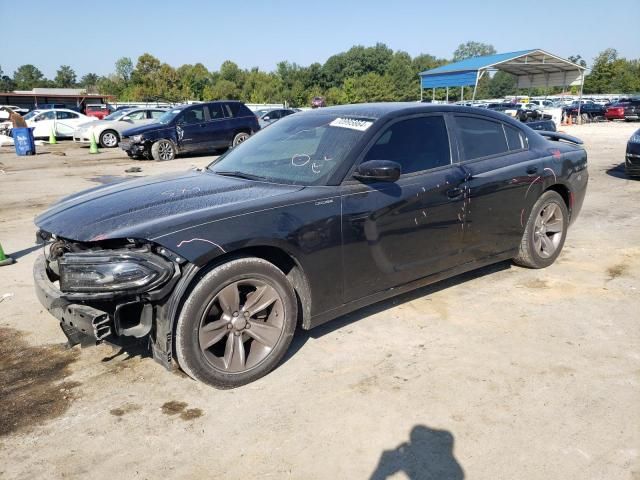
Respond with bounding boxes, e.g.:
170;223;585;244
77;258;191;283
605;162;637;180
369;425;465;480
5;243;42;261
282;261;512;364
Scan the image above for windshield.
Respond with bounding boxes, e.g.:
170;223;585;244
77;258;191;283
23;110;40;120
208;113;373;186
157;108;182;125
253;109;270;117
104;110;129;121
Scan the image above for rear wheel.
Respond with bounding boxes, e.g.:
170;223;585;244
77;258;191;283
514;191;569;269
151;139;176;161
175;258;297;388
99;129;119;148
232;132;250;147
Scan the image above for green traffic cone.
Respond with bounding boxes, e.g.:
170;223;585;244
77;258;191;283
49;127;57;145
0;241;14;266
89;132;99;154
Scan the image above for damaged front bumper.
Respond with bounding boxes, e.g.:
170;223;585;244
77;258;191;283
34;254;113;345
119;139;147;156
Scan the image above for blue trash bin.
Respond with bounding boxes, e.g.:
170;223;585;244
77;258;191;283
13;127;36;156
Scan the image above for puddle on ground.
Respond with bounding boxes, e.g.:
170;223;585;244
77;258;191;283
0;327;80;436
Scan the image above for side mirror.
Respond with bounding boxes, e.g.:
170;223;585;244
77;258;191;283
121;115;131;121
263;116;270;121
353;160;401;182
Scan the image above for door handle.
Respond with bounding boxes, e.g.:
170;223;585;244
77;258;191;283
447;187;463;199
526;166;538;176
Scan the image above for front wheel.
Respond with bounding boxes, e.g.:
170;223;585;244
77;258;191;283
514;191;569;268
175;258;297;388
151;139;176;161
99;129;120;148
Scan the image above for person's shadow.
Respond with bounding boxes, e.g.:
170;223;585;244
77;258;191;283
370;425;464;480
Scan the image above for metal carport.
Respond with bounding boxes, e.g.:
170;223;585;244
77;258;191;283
419;49;586;113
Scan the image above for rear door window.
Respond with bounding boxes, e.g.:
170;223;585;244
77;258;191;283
456;116;509;160
208;103;225;120
363;115;451;175
56;111;78;120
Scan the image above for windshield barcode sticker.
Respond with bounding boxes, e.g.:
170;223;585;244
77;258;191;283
329;118;373;131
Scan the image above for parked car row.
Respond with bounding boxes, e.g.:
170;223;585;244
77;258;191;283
74;107;168;147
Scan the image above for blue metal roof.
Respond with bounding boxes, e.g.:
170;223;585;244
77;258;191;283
420;49;536;76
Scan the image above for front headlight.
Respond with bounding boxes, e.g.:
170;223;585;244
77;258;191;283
131;134;144;143
58;250;173;293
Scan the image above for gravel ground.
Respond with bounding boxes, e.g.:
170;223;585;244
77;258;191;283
0;123;638;480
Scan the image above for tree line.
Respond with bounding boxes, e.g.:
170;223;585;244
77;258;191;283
1;42;638;106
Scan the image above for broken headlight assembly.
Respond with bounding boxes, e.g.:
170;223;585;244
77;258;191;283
130;134;144;143
58;250;173;293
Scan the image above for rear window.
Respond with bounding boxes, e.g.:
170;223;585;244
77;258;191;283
456;116;509;160
504;125;526;151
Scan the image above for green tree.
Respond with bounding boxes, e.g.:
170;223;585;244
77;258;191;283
206;79;239;100
488;71;517;98
387;51;417;100
13;64;45;90
0;65;16;92
453;41;496;61
80;73;100;93
342;72;394;103
115;57;134;83
54;65;77;87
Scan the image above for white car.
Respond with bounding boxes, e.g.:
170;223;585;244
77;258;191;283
25;109;96;139
73;107;168;148
0;105;30;115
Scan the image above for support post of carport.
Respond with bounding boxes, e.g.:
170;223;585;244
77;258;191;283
576;69;585;124
472;70;480;101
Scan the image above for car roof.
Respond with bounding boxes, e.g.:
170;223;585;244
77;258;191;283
299;102;525;122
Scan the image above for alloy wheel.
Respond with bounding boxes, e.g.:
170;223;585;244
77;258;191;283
158;141;174;160
234;133;249;146
198;279;284;373
533;201;564;258
101;132;118;147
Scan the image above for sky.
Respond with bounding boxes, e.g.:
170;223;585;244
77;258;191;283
1;0;639;79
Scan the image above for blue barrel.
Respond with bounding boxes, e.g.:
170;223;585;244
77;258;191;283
13;127;36;156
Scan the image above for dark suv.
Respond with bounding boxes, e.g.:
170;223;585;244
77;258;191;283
119;101;260;160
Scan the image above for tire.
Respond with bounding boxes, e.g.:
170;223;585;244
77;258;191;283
232;132;250;147
151;139;176;161
175;258;297;388
99;129;120;148
514;191;569;269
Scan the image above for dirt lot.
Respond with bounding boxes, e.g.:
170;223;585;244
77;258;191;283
0;124;639;479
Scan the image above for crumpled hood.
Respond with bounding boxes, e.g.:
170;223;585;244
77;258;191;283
35;170;303;242
121;122;170;137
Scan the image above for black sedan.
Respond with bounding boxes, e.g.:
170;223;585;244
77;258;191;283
626;128;640;177
33;103;589;388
